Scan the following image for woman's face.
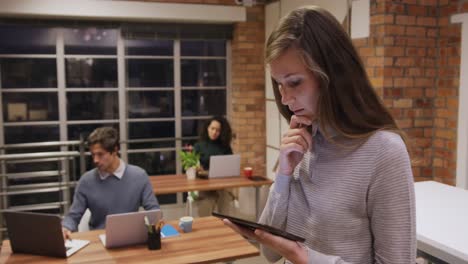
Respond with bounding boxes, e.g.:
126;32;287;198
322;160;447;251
270;47;320;122
207;120;222;141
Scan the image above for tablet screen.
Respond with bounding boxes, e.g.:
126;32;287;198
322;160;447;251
212;212;306;242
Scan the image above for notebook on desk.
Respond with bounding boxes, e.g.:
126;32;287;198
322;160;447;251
208;154;241;178
4;211;89;258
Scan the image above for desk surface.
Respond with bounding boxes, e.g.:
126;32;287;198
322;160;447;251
0;216;260;264
415;181;468;264
150;174;273;194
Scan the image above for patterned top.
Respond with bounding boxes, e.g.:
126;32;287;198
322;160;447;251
260;129;416;264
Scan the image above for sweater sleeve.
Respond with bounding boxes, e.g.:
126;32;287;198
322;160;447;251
140;172;160;211
62;179;88;231
367;135;416;263
258;173;292;263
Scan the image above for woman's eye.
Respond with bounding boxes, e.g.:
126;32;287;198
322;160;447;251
288;80;301;87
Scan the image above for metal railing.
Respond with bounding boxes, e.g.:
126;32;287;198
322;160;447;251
0;140;85;241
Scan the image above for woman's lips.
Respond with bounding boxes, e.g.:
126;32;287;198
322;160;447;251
292;109;305;115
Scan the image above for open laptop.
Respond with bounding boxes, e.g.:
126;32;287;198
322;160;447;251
208;154;241;178
99;209;162;248
4;211;89;258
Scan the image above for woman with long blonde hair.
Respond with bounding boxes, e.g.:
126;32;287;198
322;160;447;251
224;6;415;264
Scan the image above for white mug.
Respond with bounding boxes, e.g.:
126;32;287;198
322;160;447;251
179;216;193;233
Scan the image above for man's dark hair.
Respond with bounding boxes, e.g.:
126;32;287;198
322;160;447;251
88;127;119;153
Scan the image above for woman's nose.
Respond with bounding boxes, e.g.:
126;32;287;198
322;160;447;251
281;88;293;105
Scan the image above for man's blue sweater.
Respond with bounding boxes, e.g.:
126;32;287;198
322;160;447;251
62;164;159;231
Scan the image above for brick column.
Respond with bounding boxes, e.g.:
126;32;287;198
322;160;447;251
355;0;438;182
231;6;266;177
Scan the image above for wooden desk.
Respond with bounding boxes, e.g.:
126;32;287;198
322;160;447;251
415;181;468;264
150;175;273;219
0;216;259;263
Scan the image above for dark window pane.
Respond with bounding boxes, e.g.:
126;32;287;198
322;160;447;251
7;161;59;174
67;92;118;120
181;40;226;56
24;208;61;215
64;28;117;55
182;119;208;137
0;58;57;88
126;39;173;56
0;25;57;54
9;191;60;206
127;59;173;87
182;90;226;116
5;146;60;155
66;58;117;88
4;125;59;144
128;151;176;175
3;93;58;122
8;176;60;186
68;123;119;140
128;91;174;118
181;59;225;87
71;155;94;182
128;122;175;139
128;140;174;150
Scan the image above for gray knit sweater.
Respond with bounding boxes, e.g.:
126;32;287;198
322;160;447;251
259;130;416;264
62;164;159;231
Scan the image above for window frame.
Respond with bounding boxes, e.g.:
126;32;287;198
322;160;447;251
0;24;231;207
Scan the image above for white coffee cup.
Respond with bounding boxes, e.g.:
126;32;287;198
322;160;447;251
179;216;194;232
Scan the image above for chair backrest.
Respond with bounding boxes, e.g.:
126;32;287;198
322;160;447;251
78;209;91;232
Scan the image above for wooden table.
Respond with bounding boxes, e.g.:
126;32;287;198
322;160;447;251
415;181;468;264
0;216;260;263
150;175;273;219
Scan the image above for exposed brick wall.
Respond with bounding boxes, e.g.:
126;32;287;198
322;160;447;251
354;0;466;185
355;0;434;183
134;0;266;177
384;0;438;183
231;6;266;177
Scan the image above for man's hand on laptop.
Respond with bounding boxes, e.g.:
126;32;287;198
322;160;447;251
62;227;72;241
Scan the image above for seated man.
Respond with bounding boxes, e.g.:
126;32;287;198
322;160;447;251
62;127;159;239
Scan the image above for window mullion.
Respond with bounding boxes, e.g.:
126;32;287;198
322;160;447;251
174;39;182;175
117;29;128;162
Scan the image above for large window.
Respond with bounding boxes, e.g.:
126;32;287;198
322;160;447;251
0;23;230;210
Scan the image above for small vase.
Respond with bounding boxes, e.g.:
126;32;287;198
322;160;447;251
186;167;197;180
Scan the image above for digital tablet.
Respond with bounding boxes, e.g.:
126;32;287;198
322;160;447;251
212;212;306;242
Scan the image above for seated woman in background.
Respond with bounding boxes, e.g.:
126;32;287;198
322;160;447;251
193;116;235;216
194;116;233;170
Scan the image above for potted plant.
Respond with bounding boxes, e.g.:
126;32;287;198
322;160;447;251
179;145;200;180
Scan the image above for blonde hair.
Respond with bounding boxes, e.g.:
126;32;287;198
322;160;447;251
266;6;410;151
